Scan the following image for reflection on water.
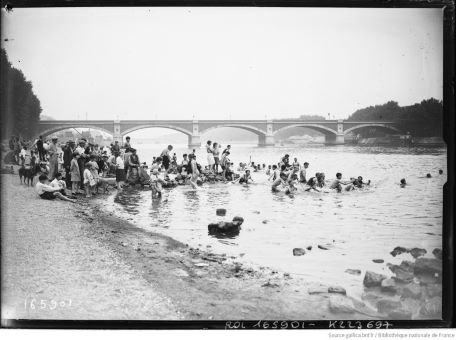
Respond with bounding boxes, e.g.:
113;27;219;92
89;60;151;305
103;145;446;299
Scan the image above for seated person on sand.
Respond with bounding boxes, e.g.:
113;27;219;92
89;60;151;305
50;172;68;196
35;174;76;202
329;172;352;192
237;169;253;184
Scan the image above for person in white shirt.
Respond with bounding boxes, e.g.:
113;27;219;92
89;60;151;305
115;152;125;190
35;174;75;202
50;172;67;193
83;163;96;197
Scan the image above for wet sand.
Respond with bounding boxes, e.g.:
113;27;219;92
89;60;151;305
1;172;423;321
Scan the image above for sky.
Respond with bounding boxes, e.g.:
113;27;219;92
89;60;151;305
1;7;443;124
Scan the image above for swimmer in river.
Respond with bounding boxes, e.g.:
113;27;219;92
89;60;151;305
237;169;253;184
268;164;279;182
271;164;288;192
439;169;443;175
299;162;309;183
284;173;299;195
426;173;432;178
292;157;299;168
317;172;326;188
150;168;165;199
400;178;407;188
345;176;370;191
304;173;321;192
329;172;351;192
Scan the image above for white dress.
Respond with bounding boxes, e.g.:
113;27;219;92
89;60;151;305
206;145;215;166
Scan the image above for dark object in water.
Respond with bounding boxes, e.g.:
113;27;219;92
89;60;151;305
426;173;432;178
438;169;443;175
208;217;244;238
409;248;427;259
390;246;408;257
363;270;387;287
292;248;306;256
372;259;384;263
232;216;244;224
216;208;227;217
432;248;442;260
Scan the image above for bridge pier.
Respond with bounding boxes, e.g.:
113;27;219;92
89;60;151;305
188;135;201;148
113;120;122;143
325;133;345;145
258;134;275;147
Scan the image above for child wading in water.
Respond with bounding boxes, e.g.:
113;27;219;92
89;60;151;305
188;154;200;189
83;163;96;197
150;168;165;199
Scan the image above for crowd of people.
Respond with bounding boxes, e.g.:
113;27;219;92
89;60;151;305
7;134;445;203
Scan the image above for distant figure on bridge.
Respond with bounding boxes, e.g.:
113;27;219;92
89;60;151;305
123;136;131;149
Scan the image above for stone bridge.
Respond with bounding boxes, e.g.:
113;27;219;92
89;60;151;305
36;119;401;147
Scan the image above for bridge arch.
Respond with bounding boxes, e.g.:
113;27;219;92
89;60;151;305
344;123;402;135
199;124;267;137
121;124;193;137
38;125;114;138
273;123;338;136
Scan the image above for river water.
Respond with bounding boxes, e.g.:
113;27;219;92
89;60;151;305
103;144;446;299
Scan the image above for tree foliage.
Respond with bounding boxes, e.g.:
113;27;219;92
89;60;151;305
1;48;42;139
347;99;443;137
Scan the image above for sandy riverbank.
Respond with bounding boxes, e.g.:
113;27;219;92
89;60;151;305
1;171;441;322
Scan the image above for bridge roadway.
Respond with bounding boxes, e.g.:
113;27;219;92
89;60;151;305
36;119;401;147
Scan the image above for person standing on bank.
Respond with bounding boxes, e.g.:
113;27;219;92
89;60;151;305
124;136;131;149
35;135;45;161
206;140;215;172
115;152;125;191
213;142;220;173
63;140;75;189
48;137;59;181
